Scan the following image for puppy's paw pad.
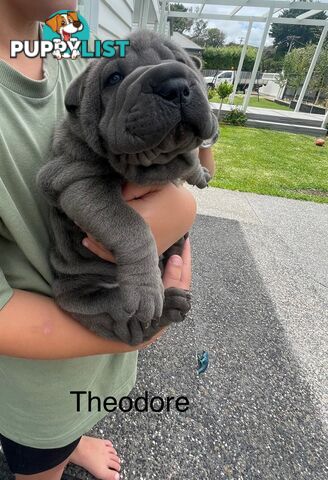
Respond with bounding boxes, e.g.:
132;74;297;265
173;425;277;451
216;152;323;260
121;283;164;326
161;288;192;324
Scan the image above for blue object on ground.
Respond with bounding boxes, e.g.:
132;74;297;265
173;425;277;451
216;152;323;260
197;351;209;374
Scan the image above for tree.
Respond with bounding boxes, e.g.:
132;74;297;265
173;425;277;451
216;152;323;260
282;44;328;105
270;6;327;54
193;27;226;48
283;45;314;99
168;3;193;34
216;81;234;115
261;46;284;72
165;4;225;49
206;28;226;47
188;18;208;45
309;48;328;103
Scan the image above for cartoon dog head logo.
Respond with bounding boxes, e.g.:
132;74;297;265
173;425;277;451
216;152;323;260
44;11;89;59
46;12;83;41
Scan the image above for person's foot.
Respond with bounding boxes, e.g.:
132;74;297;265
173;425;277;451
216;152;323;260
69;435;121;480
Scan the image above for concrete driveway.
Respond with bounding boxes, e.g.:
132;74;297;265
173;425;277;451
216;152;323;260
1;188;327;479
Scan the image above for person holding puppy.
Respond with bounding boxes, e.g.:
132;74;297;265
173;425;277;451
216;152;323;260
0;1;215;479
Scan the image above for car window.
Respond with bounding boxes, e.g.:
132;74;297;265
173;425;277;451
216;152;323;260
220;72;232;79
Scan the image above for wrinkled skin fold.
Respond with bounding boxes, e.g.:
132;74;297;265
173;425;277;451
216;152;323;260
37;29;219;345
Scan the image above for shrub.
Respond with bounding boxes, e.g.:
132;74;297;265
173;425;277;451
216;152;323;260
216;81;234;114
207;88;216;100
203;46;257;70
216;81;234;101
223;107;248;126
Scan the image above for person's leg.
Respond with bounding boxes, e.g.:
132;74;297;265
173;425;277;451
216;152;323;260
2;433;121;480
14;437;122;480
0;433;80;478
15;458;68;480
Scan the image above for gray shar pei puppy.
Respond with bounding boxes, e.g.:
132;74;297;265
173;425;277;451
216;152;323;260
37;29;218;345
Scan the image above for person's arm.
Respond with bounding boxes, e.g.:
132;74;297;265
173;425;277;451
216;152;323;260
82;151;212;264
82;182;196;262
198;146;215;177
0;185;195;360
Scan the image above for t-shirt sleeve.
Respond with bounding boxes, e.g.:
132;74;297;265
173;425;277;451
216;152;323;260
0;268;14;310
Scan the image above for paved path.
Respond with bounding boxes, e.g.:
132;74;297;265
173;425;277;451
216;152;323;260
217;103;325;124
1;189;327;479
212;103;327;136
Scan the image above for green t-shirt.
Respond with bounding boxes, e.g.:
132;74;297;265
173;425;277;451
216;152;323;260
0;41;138;448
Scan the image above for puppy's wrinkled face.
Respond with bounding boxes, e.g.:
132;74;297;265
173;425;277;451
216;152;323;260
65;29;218;179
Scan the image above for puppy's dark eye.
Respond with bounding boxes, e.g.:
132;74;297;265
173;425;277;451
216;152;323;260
105;72;124;87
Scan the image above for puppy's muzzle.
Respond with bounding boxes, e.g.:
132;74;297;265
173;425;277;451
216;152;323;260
152;78;191;105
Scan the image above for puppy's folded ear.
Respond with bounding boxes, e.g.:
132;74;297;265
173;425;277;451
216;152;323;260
65;65;91;114
190;55;202;70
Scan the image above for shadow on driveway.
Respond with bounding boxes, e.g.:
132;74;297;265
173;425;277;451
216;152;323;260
1;215;327;479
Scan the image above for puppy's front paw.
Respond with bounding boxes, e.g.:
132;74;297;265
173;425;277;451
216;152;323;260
119;273;164;327
160;287;192;325
196;166;211;189
186;165;212;189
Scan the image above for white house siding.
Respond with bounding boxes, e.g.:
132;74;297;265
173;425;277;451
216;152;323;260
98;0;134;39
132;0;160;30
78;0;161;39
78;0;134;39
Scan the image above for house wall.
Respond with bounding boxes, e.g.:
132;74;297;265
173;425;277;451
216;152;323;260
78;0;160;38
98;0;134;39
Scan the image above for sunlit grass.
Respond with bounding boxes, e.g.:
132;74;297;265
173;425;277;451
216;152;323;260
211;125;328;203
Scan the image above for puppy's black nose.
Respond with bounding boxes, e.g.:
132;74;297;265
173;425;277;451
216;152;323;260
73;21;81;28
153;78;190;105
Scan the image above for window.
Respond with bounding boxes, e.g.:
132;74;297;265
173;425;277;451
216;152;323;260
220;72;233;79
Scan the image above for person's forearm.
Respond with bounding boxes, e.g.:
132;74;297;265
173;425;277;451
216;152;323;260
0;289;143;359
198;147;215;177
0;186;196;360
82;184;197;263
126;184;197;255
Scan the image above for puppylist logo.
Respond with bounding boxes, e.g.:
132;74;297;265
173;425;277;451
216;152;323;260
43;10;89;60
10;10;129;60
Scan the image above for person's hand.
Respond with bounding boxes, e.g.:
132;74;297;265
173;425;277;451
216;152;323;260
162;236;191;290
81;235;115;263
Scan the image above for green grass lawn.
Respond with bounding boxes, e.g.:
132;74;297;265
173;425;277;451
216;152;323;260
210;94;291;111
211;125;328;203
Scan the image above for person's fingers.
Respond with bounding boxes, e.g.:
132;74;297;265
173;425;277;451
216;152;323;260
77;224;191;286
82;236;116;263
162;238;192;290
162;255;183;289
180;237;192;289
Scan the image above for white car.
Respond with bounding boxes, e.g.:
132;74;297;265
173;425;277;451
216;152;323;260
204;71;234;89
